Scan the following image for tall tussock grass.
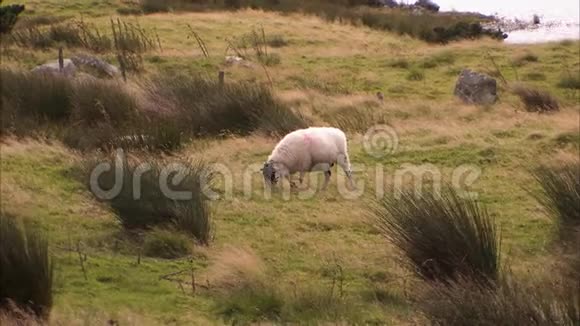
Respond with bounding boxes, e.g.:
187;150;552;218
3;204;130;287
1;68;73;121
71;78;139;128
530;160;580;282
1;68;161;151
417;274;580;326
82;154;214;244
531;160;580;243
1;68;304;151
558;75;580;90
370;185;501;285
8;17;159;54
143;72;307;137
0;212;53;320
9;18;111;52
110;18;160;53
512;85;560;113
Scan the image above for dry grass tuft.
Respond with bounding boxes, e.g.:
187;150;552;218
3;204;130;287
204;245;267;291
417;273;580;325
512;85;560;113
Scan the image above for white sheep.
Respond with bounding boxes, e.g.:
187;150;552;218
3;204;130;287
261;127;355;190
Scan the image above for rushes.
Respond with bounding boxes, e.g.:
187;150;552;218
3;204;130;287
143;72;307;137
110;18;160;54
2;67;304;151
512;85;560;113
82;154;214;244
8;17;159;54
417;274;580;325
1;68;73;121
558;75;580;90
71;78;139;128
530;161;580;244
9;18;111;52
371;185;501;285
0;212;53;320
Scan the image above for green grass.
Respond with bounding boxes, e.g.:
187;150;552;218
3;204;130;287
142;227;193;259
1;0;579;324
2;104;577;323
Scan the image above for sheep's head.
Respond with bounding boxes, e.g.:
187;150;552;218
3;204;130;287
260;161;279;186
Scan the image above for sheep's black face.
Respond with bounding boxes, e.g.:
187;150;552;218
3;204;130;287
261;162;278;185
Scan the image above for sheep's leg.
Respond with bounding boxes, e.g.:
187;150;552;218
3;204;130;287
322;170;332;190
337;153;355;190
286;174;297;189
311;163;332;190
299;172;305;184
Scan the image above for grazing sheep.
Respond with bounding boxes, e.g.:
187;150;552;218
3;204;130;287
261;127;355;190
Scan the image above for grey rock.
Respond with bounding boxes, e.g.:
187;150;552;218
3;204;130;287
75;72;99;82
454;69;498;105
70;54;120;78
31;59;77;76
224;55;254;68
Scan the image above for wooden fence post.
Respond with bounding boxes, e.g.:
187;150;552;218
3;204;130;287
58;47;64;72
218;70;224;87
117;53;127;82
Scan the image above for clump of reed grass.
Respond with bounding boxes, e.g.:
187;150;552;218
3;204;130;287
82;154;214;244
530;160;580;244
557;75;580;90
1;68;73;121
8;17;160;54
143;72;307;137
417;274;579;325
0;212;53;320
370;185;501;285
512;85;560;113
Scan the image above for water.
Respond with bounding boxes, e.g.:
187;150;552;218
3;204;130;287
435;0;580;44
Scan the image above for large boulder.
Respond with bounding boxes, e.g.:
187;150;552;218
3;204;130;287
454;69;498;105
70;54;120;78
31;59;77;76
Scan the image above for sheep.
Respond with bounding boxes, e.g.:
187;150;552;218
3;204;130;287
261;127;355;190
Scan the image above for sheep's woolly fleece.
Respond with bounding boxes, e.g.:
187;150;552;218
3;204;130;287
262;127;354;188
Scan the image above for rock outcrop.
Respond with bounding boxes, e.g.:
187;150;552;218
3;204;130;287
454;69;498;105
70;54;120;78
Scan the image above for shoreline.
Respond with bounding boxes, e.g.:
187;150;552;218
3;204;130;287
460;11;579;45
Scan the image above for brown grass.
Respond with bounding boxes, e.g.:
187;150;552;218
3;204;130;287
512;85;560;113
202;245;267;291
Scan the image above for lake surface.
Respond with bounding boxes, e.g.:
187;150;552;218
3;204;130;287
435;0;580;44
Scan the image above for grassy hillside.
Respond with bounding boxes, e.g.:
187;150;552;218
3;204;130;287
1;0;579;325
